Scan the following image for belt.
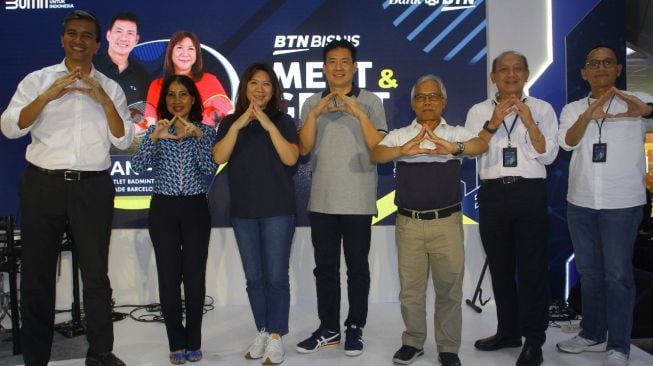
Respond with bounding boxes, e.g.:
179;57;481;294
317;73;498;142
28;163;107;181
481;176;526;185
397;204;461;220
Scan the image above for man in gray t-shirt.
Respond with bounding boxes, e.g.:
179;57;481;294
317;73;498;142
296;39;387;357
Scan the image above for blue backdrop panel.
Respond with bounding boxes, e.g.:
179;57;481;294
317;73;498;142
0;0;488;228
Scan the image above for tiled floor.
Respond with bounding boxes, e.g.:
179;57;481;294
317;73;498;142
1;302;652;366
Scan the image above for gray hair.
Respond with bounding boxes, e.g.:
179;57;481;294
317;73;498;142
410;74;448;100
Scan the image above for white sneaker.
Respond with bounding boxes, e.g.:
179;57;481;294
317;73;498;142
262;335;285;365
603;350;629;366
245;330;269;359
556;335;607;353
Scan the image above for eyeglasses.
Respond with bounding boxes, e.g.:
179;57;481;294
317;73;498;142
585;59;617;70
413;93;444;102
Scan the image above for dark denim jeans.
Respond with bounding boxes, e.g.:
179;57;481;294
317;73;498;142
567;203;643;355
232;215;295;335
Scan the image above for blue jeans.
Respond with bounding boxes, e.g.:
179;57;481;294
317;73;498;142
567;203;643;355
232;215;295;335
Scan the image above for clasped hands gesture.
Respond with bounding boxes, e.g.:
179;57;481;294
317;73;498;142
312;91;365;120
581;86;652;122
151;115;203;142
231;102;275;132
43;66;111;106
488;95;536;130
401;125;457;156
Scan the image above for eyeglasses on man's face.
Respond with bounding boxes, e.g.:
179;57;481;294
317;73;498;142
585;58;617;70
413;93;444;102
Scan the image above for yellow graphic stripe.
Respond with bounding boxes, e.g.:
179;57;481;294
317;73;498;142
372;191;396;225
114;195;151;210
463;215;477;225
216;162;227;175
372;190;478;225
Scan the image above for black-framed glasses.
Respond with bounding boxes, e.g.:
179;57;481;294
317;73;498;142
413;93;444;102
586;59;617;70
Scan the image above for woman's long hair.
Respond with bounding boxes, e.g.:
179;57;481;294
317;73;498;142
157;74;203;122
232;63;284;121
163;31;204;81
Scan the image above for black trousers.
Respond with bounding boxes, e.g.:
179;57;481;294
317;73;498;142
148;194;210;352
19;167;115;366
477;179;549;347
309;212;371;331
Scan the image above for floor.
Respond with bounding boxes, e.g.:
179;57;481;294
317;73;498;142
0;302;652;366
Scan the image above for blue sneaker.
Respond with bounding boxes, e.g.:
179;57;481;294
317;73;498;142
296;327;341;354
344;325;364;356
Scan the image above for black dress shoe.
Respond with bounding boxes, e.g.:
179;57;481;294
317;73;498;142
516;344;543;366
85;352;126;366
474;333;522;351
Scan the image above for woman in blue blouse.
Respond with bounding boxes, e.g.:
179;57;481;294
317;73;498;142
132;74;217;364
213;63;299;365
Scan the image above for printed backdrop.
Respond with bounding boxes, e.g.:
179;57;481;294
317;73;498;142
0;0;487;228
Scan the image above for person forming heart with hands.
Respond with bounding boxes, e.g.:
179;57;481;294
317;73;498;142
213;63;299;365
371;75;488;366
399;125;472;157
151;114;204;143
557;45;653;366
131;74;217;364
1;10;135;366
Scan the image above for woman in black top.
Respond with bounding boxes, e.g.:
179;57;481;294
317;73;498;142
213;63;299;365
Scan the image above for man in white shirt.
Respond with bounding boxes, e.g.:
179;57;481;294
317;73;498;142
556;45;653;366
465;51;559;366
0;10;133;366
372;75;487;366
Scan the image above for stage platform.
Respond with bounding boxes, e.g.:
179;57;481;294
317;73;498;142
2;302;652;366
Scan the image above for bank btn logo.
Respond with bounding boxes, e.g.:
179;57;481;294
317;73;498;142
387;0;476;11
5;0;75;10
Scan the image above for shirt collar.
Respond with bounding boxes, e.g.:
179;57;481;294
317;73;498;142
321;84;361;98
101;51;135;72
410;117;449;131
491;93;528;105
55;58;98;78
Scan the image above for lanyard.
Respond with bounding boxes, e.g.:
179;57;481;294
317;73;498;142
493;97;526;147
587;94;615;143
502;114;519;147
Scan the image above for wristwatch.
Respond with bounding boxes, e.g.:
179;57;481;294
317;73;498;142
644;103;653;120
453;141;465;156
483;120;498;134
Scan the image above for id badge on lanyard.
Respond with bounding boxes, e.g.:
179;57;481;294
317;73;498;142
588;94;614;163
503;146;518;167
